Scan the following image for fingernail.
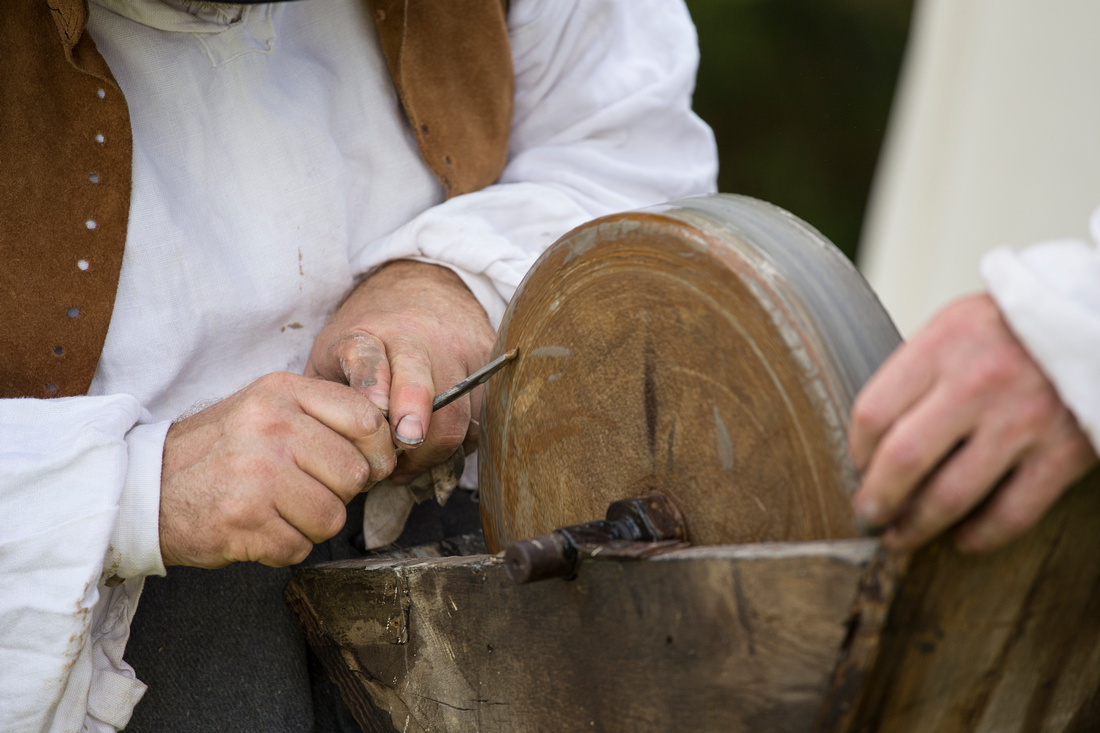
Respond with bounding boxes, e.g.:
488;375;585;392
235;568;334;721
853;515;884;537
368;389;389;412
395;415;424;446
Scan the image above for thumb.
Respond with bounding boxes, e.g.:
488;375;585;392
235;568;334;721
308;332;393;414
343;334;393;414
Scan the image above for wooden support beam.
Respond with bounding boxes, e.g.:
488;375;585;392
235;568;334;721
818;470;1100;733
287;540;877;732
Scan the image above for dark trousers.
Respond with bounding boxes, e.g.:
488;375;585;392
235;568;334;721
124;490;482;732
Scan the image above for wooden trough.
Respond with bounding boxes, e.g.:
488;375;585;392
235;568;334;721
287;195;1100;732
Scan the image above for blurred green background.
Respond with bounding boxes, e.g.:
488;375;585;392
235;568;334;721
685;0;915;261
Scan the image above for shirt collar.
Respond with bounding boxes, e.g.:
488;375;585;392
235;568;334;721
90;0;255;34
89;0;278;66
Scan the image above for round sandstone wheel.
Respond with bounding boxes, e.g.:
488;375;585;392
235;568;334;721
478;194;901;552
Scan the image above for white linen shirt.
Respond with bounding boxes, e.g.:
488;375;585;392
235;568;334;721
982;208;1100;453
0;0;717;730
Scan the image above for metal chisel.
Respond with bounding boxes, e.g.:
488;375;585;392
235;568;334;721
431;348;519;412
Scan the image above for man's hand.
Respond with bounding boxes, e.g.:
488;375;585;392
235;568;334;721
160;372;396;568
849;294;1097;553
305;260;495;484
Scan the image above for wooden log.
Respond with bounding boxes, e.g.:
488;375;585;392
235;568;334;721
286;540;878;733
478;195;901;552
817;468;1100;733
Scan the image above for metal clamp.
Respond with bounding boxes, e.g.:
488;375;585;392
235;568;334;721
503;492;689;584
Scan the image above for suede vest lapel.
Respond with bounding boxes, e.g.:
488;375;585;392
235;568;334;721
1;0;133;399
1;0;513;399
367;0;513;199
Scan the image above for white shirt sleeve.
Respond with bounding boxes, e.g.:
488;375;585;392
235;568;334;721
981;207;1100;452
350;0;719;327
0;396;168;732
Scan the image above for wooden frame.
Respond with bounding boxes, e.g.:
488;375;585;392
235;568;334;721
287;470;1100;733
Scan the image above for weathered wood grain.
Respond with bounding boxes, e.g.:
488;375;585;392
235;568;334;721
818;469;1100;733
287;540;877;733
478;195;901;553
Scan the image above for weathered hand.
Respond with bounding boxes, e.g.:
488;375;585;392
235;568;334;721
305;260;495;484
849;294;1097;553
160;372;395;568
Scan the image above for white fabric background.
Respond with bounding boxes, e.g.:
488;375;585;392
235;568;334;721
859;0;1100;337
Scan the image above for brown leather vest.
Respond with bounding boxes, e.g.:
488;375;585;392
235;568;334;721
0;0;513;399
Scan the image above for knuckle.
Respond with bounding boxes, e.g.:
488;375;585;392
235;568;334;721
348;331;388;359
930;308;968;343
264;533;312;567
1012;393;1061;434
231;395;269;427
993;503;1035;538
931;482;972;519
370;451;398;481
882;437;922;474
968;356;1015;393
216;480;259;525
233;398;290;439
327;452;369;496
286;540;313;566
392;347;432;375
970;294;1003;328
350;461;372;493
352;397;387;435
223;536;251;565
978;341;1036;390
850;397;887;436
215;494;247;530
930;297;987;340
321;504;348;539
927;295;999;349
257;370;296;393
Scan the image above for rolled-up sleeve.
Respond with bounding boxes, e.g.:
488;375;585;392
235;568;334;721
352;0;718;326
0;396;168;732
